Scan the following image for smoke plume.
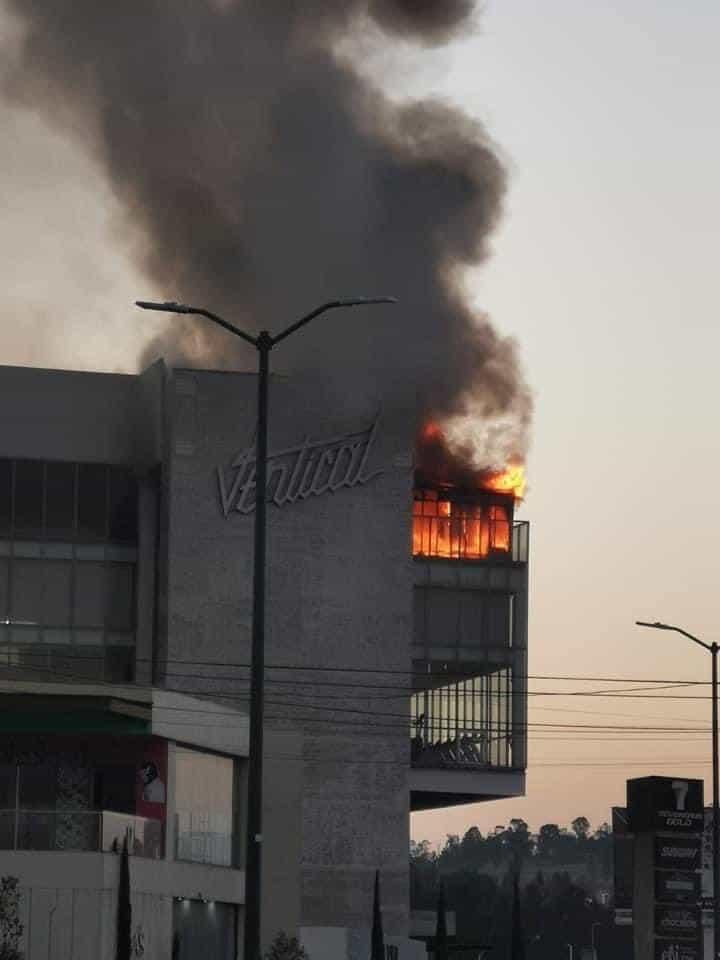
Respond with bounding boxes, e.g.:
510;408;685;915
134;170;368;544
2;0;532;478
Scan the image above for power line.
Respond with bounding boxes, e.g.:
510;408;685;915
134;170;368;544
0;648;711;684
1;657;714;731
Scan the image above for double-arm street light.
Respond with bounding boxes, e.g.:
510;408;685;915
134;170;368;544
137;296;396;960
636;620;719;960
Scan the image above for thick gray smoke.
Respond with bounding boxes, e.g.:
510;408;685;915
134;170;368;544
2;0;531;475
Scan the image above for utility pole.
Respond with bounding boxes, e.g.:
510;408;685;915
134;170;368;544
636;621;720;960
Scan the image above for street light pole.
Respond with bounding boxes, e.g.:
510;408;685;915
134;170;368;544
713;640;719;960
137;296;396;960
636;620;720;960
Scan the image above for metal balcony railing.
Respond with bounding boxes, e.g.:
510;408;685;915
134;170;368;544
0;809;163;859
412;518;529;563
410;731;515;770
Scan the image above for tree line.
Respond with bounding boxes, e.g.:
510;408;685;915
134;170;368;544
410;818;630;960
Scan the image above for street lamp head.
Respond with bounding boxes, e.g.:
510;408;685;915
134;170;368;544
135;300;193;314
635;620;670;630
335;297;398;307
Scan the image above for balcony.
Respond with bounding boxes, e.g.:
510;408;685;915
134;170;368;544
413;515;529;564
411;666;515;770
411;734;493;768
0;809;163;858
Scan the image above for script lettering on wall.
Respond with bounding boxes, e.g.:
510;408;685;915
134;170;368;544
217;416;383;516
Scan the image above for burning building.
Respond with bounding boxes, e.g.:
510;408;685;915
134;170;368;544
0;0;532;957
0;359;528;959
410;427;528;811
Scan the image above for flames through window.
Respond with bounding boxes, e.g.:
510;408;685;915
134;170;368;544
412;489;511;559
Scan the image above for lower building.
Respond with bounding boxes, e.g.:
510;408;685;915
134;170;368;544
1;682;252;958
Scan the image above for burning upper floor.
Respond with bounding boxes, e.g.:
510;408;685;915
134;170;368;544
412;421;527;561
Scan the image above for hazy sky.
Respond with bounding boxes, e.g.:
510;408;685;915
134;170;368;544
411;0;720;845
2;1;719;847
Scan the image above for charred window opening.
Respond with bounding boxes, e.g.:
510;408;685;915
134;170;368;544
412;488;513;560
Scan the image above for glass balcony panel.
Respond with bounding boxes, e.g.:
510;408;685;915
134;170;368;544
175;810;233;867
17;811;55;850
0;810;161;857
102;810;163;859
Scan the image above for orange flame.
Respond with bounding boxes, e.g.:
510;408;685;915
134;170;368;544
484;461;526;501
413;421;525;560
418;420;527;501
412;494;511;559
420;421;444;442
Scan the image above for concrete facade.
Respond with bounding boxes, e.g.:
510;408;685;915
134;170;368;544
161;368;414;939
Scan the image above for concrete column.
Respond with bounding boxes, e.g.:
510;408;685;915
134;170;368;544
165;741;177;863
135;472;158;686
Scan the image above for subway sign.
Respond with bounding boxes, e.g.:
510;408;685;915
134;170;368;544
655;838;702;872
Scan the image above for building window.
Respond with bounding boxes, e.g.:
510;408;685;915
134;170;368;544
0;750;163;857
0;458;138;682
410;667;514;769
174;748;235;867
412;489;511;560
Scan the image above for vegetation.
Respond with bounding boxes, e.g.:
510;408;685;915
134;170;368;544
116;836;131;960
0;876;23;960
264;932;310;960
411;819;622;960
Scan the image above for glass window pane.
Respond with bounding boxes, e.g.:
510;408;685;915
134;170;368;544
109;468;138;543
106;563;134;631
9;628;40;646
13;542;43;557
105;646;134;683
485;596;511;646
43;542;73;559
41;628;72;645
75;544;104;560
0;461;11;535
95;765;136;814
0;557;8;620
10;558;43;624
14;461;44;538
0;765;16;809
106;632;135;648
77;464;107;540
74;562;106;626
43;561;72;626
175;749;234;866
73;629;103;646
19;762;56;809
46;463;76;539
